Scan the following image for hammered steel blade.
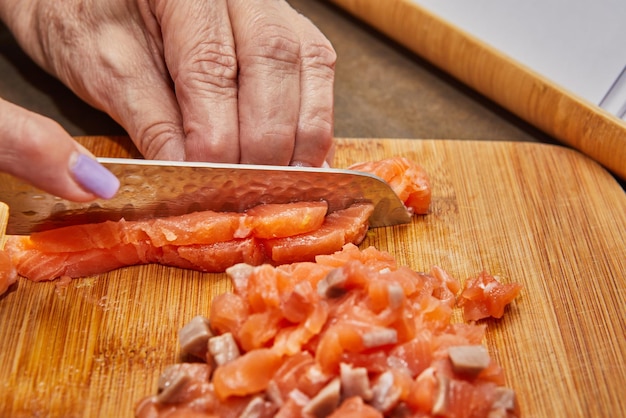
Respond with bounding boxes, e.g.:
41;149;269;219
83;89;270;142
0;158;411;235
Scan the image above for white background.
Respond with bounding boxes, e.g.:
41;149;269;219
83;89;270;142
411;0;626;116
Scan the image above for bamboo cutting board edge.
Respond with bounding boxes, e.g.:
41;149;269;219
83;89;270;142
0;137;624;417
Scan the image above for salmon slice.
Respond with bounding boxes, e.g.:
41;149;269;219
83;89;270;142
4;202;370;282
6;238;266;282
212;348;283;400
27;221;126;252
25;211;243;253
264;203;374;264
25;202;329;253
165;239;266;272
349;157;431;215
7;242;152;282
239;201;328;239
131;211;244;247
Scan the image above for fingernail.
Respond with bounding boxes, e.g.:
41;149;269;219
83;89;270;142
290;160;332;168
71;153;120;199
290;161;312;168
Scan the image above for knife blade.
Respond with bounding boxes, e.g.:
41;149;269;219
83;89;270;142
0;158;411;235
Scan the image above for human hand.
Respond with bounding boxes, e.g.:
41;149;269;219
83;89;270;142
2;0;336;167
0;98;119;201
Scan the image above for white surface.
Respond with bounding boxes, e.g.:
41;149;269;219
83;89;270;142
411;0;626;118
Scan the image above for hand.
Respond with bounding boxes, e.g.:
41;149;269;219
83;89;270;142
2;0;336;167
0;98;119;201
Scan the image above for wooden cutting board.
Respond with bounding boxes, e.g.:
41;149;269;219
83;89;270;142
0;137;624;417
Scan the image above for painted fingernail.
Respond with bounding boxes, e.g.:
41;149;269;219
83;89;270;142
71;153;120;199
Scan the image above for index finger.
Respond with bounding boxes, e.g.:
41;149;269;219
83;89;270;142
0;99;119;201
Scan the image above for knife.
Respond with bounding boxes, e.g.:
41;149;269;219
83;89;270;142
0;158;411;235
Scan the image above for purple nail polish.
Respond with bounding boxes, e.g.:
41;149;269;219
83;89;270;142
71;154;120;199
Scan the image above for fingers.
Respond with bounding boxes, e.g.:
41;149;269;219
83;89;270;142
104;74;187;161
227;0;301;165
155;0;240;162
228;0;335;166
285;8;336;167
162;0;334;167
0;99;119;202
14;0;188;162
11;0;335;167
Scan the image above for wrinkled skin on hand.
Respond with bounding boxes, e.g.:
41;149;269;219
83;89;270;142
0;0;335;200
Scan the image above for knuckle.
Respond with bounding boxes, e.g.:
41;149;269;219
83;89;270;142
136;121;184;160
300;38;337;75
243;24;301;68
175;41;238;93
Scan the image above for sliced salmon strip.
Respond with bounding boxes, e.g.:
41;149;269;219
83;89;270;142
4;202;372;282
264;203;373;264
25;202;329;253
239;201;328;239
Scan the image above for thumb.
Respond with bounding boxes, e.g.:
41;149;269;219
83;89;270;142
0;99;119;201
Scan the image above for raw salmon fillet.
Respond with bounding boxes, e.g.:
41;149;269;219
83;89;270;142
135;244;521;417
0;156;433;294
3;202;374;282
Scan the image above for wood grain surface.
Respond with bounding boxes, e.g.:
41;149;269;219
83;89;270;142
327;0;626;181
0;137;625;417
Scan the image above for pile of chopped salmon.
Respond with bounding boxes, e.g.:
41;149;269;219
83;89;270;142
135;244;522;418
